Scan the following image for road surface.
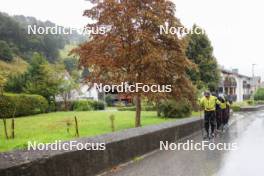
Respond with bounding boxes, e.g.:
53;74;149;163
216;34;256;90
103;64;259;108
102;110;264;176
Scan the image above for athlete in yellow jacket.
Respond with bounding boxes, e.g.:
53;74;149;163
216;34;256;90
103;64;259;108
199;91;221;139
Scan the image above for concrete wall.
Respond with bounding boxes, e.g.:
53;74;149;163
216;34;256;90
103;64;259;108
0;117;203;176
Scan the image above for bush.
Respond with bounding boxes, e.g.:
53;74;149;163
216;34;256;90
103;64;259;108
254;88;264;101
90;100;106;110
73;100;92;111
231;105;241;112
118;106;136;111
117;105;156;111
255;100;264;105
246;100;255;105
105;94;115;106
72;100;106;111
0;96;15;118
0;93;48;118
158;100;192;118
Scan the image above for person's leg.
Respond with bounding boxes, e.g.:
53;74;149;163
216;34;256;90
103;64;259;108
204;111;210;136
210;111;216;135
216;110;221;130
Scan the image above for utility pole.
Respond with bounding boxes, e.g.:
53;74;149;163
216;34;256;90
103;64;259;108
252;64;256;78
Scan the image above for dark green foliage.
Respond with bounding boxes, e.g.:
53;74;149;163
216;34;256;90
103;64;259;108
158;100;192;118
73;100;93;111
4;74;27;93
81;67;90;79
0;12;70;62
254;88;264;101
0;95;15;118
231;105;241;112
0;94;48;118
63;58;78;74
118;105;156;111
23;53;63;104
186;25;220;91
0;40;13;61
105;94;115;106
90;100;106;110
72;100;106;111
255;100;264;105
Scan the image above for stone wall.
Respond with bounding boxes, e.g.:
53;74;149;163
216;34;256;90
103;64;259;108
0;117;203;176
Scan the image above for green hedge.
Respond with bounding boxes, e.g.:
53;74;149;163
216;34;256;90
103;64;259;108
118;105;156;111
254;88;264;101
158;100;192;118
72;100;106;111
0;93;48;118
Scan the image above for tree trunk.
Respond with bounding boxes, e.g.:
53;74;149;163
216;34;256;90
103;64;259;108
135;94;141;127
156;99;161;117
3;119;9;139
11;118;15;139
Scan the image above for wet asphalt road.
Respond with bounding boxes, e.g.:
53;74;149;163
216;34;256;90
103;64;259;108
103;110;264;176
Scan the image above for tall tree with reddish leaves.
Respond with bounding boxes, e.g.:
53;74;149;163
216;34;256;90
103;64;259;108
73;0;195;127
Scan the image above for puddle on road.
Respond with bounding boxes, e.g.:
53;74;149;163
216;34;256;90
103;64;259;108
216;117;264;176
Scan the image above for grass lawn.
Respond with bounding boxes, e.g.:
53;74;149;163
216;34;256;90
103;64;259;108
0;111;176;152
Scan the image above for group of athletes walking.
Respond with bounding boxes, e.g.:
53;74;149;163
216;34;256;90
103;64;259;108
199;91;232;140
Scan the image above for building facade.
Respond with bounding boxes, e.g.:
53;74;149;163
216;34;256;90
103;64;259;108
218;68;260;102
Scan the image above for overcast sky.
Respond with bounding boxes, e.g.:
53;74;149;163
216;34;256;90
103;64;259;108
1;0;263;79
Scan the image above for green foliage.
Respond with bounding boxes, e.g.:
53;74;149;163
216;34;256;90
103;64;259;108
63;58;78;74
0;94;48;118
254;88;264;101
73;100;93;111
231;105;241;112
118;105;156;111
105;94;115;106
0;95;15;118
246;99;254;105
90;100;106;110
158;100;192;118
186;25;220;91
4;74;27;93
24;53;64;104
0;40;13;61
255;100;264;105
72;100;106;111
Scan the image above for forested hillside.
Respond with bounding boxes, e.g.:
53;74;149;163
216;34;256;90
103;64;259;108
0;12;85;63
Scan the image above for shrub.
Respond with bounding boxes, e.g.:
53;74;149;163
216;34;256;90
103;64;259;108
0;93;48;118
0;95;15;118
118;106;136;111
117;105;156;111
90;100;106;110
73;100;92;111
72;100;106;111
158;100;192;118
143;105;156;111
105;94;115;106
255;100;264;105
231;105;241;112
246;100;255;105
254;88;264;101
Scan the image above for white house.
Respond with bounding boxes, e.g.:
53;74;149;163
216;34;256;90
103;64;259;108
218;67;261;102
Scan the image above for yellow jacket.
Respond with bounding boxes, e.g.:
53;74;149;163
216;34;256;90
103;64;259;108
220;98;230;109
199;95;220;111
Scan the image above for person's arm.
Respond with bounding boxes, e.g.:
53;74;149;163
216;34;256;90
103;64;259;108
215;97;221;105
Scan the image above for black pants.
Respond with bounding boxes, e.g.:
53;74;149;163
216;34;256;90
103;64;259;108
216;109;227;129
223;108;229;125
204;111;216;134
